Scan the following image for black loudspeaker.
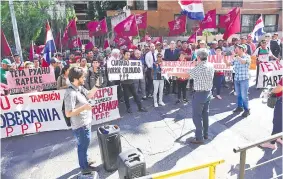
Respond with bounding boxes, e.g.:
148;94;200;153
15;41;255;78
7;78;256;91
97;125;122;172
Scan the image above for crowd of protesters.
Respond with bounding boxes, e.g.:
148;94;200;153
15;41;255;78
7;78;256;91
1;32;282;174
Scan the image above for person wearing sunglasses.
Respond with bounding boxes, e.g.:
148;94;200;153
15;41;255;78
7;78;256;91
152;53;166;107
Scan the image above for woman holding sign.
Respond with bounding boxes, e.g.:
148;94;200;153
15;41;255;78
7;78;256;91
57;65;71;90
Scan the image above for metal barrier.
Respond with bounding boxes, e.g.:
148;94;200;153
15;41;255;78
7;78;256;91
138;159;225;179
233;132;283;179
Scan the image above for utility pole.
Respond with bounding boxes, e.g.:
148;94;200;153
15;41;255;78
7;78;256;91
9;0;23;61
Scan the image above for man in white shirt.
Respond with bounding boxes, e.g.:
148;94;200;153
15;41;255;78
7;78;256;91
145;43;158;97
11;53;24;70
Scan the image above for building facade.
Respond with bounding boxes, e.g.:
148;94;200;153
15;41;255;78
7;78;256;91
107;0;282;37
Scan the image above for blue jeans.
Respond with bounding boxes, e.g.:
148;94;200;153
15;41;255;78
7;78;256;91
213;75;224;95
234;79;249;110
73;125;91;169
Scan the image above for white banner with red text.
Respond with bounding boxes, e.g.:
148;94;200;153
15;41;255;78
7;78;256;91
161;55;233;75
0;86;120;138
257;61;283;88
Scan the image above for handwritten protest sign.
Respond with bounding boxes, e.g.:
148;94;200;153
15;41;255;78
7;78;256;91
0;90;68;138
207;55;233;70
89;85;120;124
7;67;56;94
107;60;143;81
257;61;283;88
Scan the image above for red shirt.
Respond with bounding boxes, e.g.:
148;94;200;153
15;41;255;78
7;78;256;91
275;78;283;97
180;48;192;56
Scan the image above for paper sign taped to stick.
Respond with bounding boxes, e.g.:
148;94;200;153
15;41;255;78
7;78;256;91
7;67;56;94
107;60;143;81
257;61;283;88
89;85;120;124
0;90;68;138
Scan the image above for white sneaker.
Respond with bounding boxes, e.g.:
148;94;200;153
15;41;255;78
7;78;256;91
260;142;276;150
233;92;237;96
159;101;165;106
154;103;158;107
216;95;222;100
276;138;283;145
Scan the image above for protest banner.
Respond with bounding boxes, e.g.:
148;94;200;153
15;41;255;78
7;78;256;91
0;90;68;138
7;67;56;94
107;60;143;81
89;85;120;125
207;55;233;70
250;56;257;70
257;61;283;88
161;55;232;76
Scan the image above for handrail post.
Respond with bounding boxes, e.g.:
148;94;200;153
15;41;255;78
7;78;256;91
209;165;216;179
239;150;247;179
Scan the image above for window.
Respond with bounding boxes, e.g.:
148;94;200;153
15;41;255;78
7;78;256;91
74;4;87;13
133;0;144;10
148;0;157;10
241;14;260;33
222;0;243;7
263;15;278;32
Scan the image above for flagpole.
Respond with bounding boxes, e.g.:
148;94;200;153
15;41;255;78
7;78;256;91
60;29;62;53
47;20;57;53
134;14;140;43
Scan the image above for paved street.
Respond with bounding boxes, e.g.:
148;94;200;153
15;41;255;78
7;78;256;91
1;73;282;179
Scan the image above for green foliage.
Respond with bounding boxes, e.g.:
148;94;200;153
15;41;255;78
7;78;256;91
94;1;126;20
202;30;213;36
1;0;76;54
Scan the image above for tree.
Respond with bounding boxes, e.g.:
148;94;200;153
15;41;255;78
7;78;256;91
1;0;76;59
93;1;126;20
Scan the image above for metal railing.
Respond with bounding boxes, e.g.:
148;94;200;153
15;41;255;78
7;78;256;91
233;132;283;179
138;159;225;179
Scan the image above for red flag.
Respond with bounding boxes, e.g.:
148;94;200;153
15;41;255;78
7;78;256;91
199;9;216;30
187;32;197;43
87;18;108;37
103;39;110;49
29;42;34;61
85;41;94;51
223;8;241;40
219;7;239;28
114;15;138;37
114;36;131;46
41;59;49;67
1;29;12;57
35;45;45;54
128;43;137;49
141;33;151;42
136;12;147;29
69;37;82;49
168;15;187;36
62;19;77;48
152;37;163;44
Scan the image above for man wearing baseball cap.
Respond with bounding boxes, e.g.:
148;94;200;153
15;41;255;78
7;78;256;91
240;36;252;55
224;44;251;117
1;59;12;84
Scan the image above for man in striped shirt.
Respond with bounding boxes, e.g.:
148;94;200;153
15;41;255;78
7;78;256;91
169;49;215;144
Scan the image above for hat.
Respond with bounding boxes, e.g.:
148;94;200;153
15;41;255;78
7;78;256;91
50;57;60;64
14;53;19;57
105;47;112;55
274;32;279;35
211;41;217;44
196;49;209;59
55;52;63;57
265;33;271;37
1;59;12;66
240;36;247;40
170;41;176;44
33;54;39;60
156;41;161;45
24;61;33;67
199;40;206;44
129;49;134;52
236;44;246;50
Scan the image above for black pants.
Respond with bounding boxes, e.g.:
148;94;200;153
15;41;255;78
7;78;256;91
271;98;282;144
177;80;188;99
165;79;177;93
113;81;123;100
146;68;153;96
122;83;142;109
